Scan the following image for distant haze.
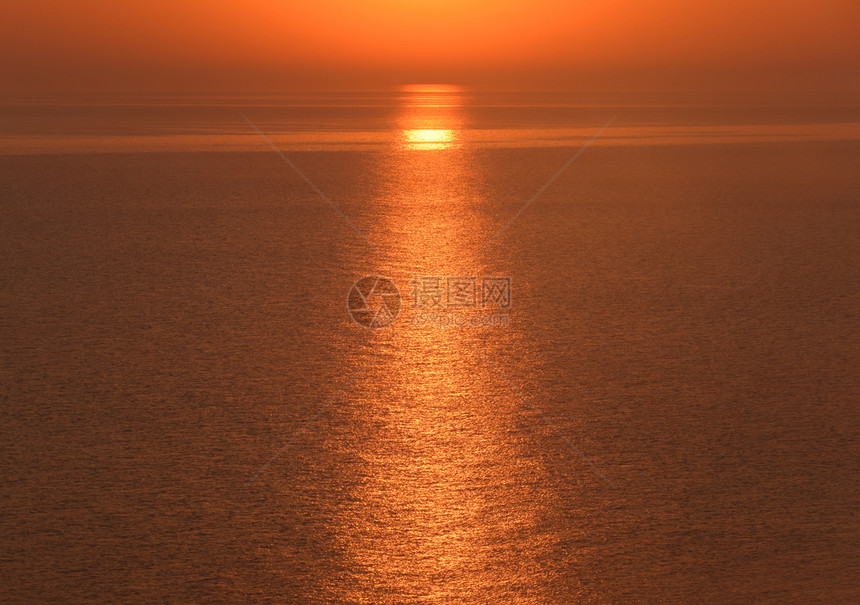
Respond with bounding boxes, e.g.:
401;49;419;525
2;0;859;93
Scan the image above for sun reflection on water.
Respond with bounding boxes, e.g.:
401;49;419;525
314;86;561;602
398;85;464;150
402;128;458;150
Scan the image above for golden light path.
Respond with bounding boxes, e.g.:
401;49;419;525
310;86;561;602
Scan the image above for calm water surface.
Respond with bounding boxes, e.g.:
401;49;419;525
1;92;858;602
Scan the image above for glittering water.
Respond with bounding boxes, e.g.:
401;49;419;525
1;92;858;603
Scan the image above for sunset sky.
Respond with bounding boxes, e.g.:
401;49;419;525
2;0;859;92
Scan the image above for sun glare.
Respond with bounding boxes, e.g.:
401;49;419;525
400;84;464;93
403;129;457;150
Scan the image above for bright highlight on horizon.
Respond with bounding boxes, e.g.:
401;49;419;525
403;129;458;150
400;84;464;93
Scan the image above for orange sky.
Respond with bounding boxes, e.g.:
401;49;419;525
2;0;858;92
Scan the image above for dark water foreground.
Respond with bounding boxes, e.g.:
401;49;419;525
1;94;858;602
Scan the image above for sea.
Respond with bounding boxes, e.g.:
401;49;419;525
1;91;858;602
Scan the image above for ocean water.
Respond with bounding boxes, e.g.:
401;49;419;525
1;92;858;603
